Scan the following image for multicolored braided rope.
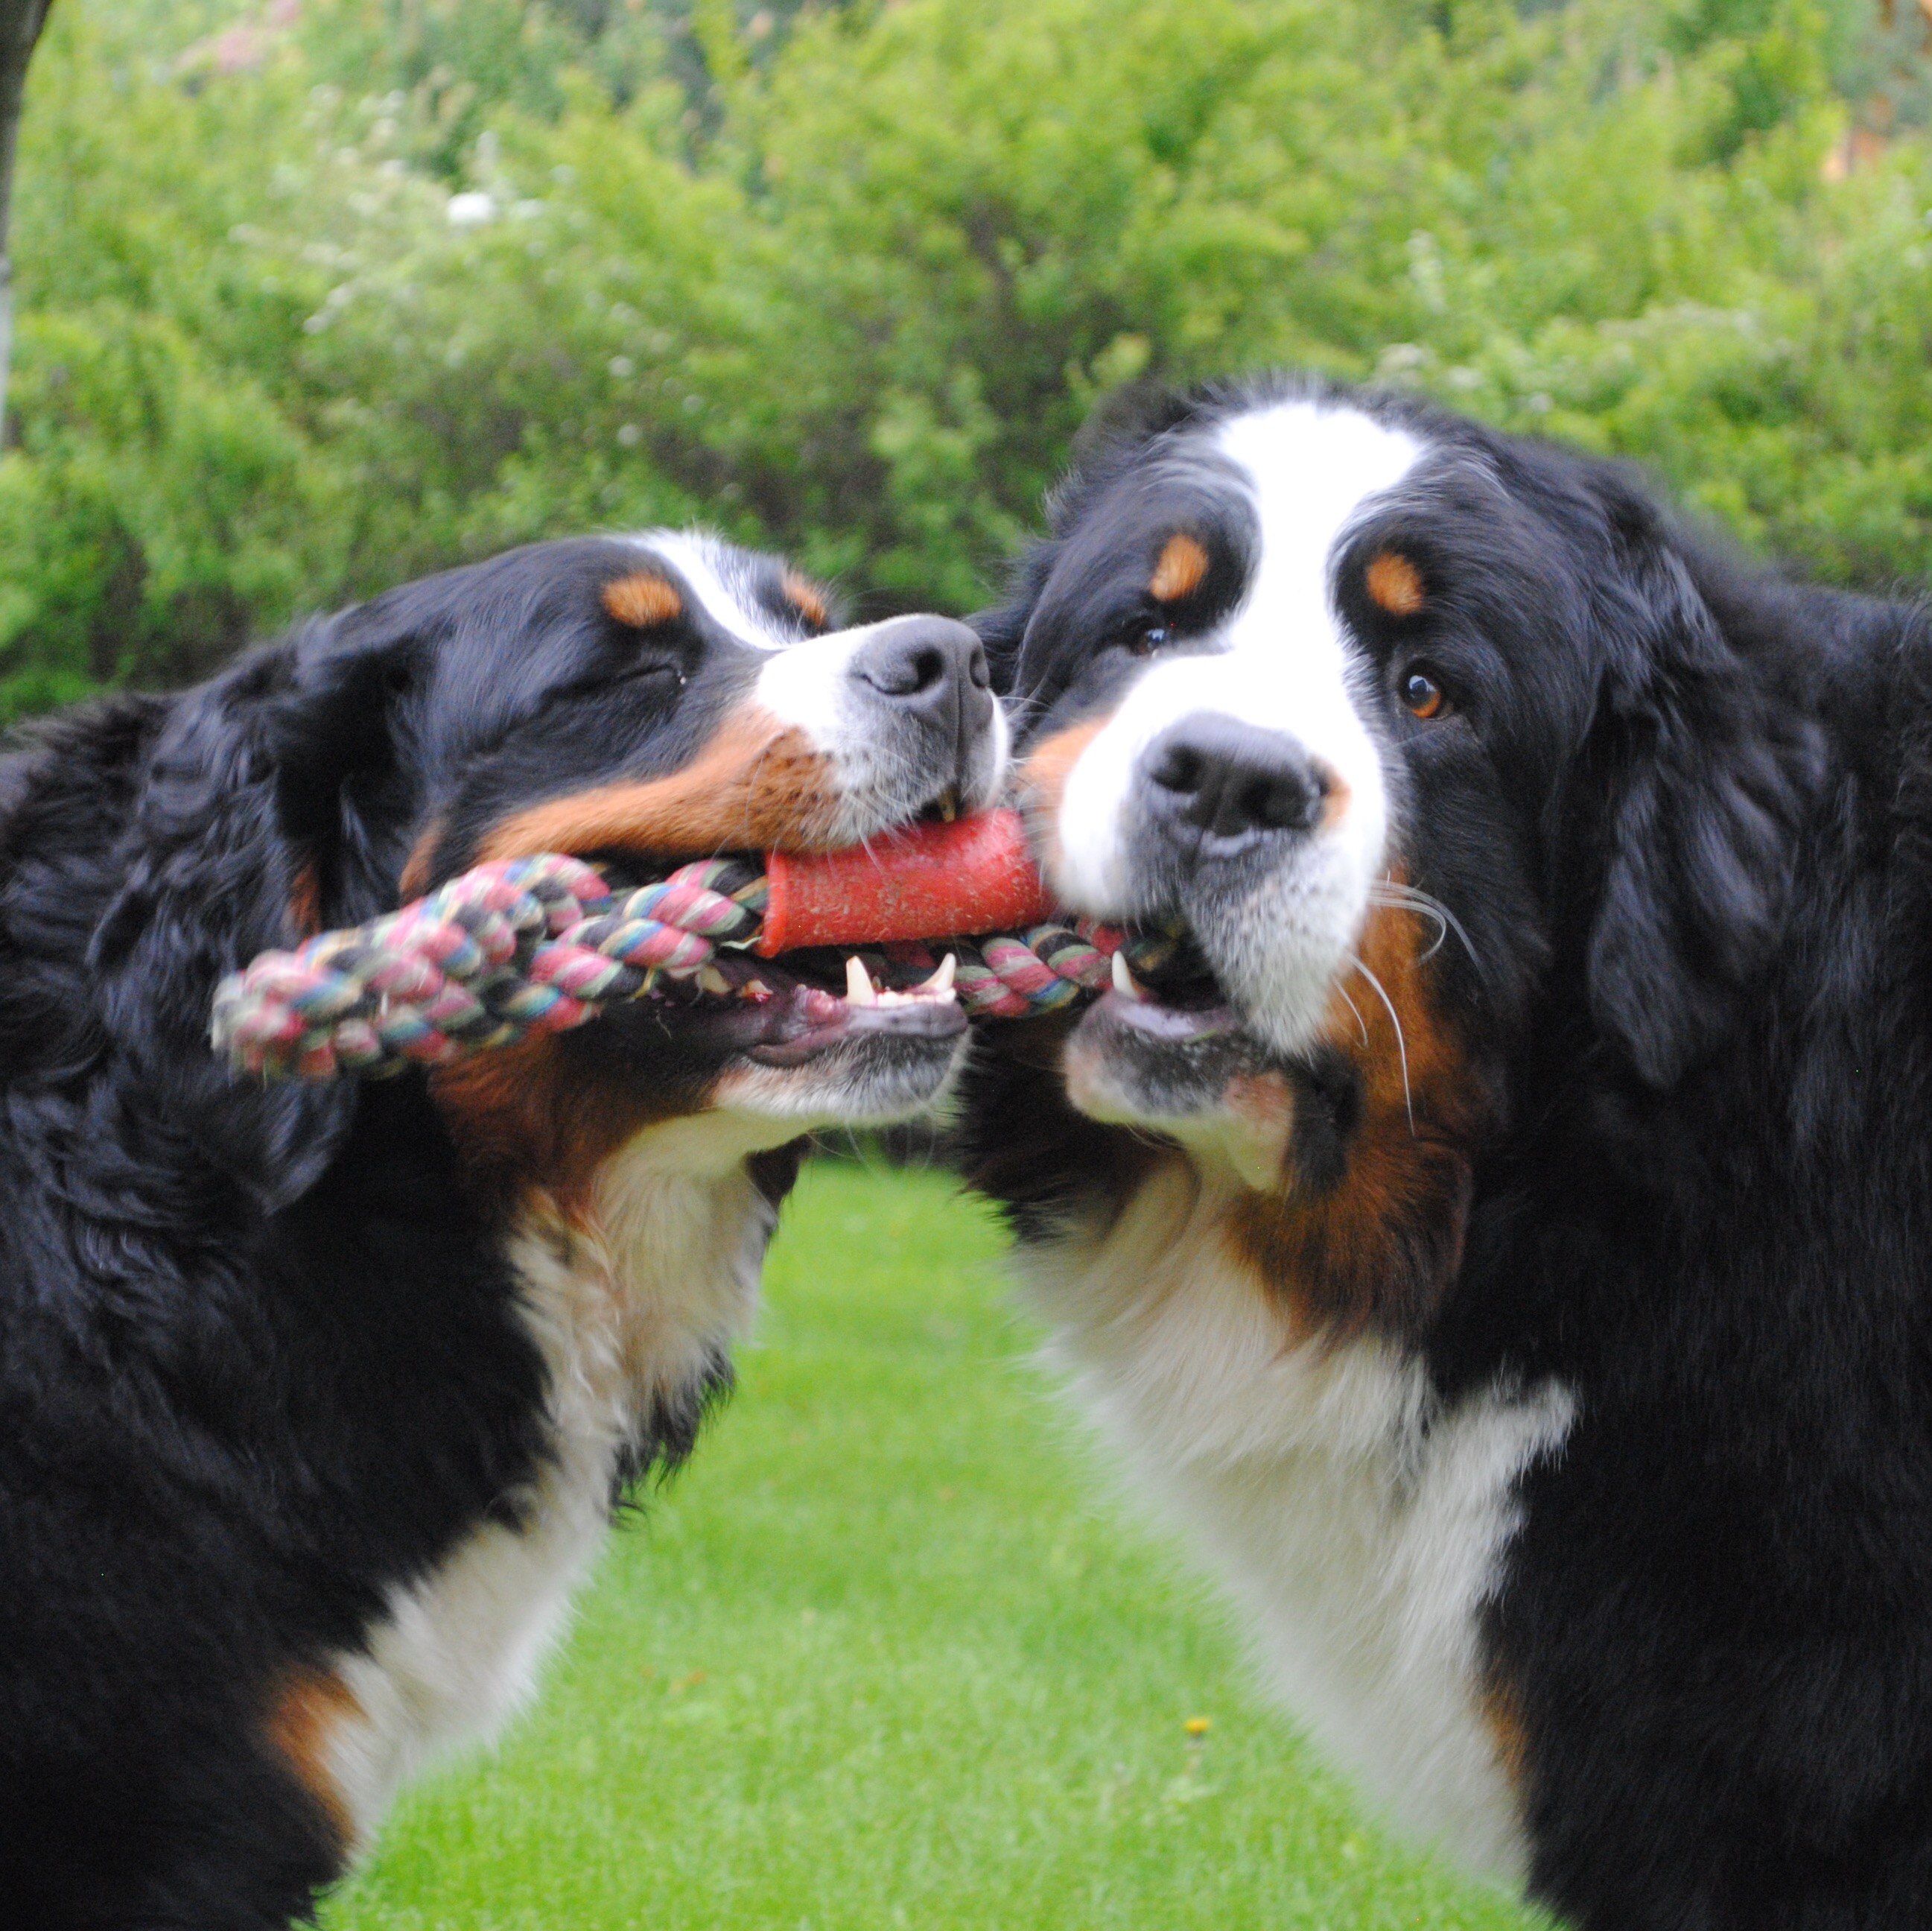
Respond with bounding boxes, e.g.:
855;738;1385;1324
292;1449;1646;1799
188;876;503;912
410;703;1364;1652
212;852;1179;1082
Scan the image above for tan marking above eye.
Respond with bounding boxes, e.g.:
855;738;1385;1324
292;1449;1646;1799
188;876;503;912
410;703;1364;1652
602;571;684;630
1364;550;1426;618
1149;533;1210;604
781;570;829;630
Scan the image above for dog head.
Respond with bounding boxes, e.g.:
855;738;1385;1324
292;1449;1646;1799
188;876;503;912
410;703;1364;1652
78;531;1005;1212
976;378;1821;1331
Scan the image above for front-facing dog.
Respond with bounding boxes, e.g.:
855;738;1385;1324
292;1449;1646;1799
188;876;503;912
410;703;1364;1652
964;376;1932;1927
0;532;1002;1928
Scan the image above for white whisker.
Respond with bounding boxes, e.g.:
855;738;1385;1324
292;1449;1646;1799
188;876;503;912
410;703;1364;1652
1335;980;1370;1048
1375;892;1447;960
1349;954;1414;1135
1369;880;1478;970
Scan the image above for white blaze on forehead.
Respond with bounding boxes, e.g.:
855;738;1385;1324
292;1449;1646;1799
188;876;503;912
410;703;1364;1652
630;528;1007;835
1053;400;1423;915
632;527;787;650
632;526;880;763
630;527;871;738
633;528;909;755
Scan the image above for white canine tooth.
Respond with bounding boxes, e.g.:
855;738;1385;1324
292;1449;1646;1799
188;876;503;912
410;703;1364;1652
845;955;877;1006
1111;949;1142;1002
938;788;959;823
697;965;731;997
919;954;959;998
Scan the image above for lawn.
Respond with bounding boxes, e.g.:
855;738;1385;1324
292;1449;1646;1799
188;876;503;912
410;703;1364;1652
321;1157;1545;1931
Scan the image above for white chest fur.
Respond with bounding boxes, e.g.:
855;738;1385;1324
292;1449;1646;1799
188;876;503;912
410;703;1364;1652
315;1114;789;1850
1017;1160;1572;1881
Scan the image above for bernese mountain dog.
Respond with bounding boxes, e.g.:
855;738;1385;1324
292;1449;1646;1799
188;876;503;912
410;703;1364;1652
0;531;1003;1928
962;375;1932;1927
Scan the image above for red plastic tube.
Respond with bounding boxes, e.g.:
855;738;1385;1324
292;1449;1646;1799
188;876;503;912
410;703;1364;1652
757;808;1056;957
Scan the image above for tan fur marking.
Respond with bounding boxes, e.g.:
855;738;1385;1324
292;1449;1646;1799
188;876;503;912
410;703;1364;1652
1150;533;1210;603
1219;1068;1298;1177
1017;717;1108;884
398;815;445;901
476;708;845;863
781;570;829;630
264;1669;362;1848
1227;876;1491;1340
288;863;322;940
602;572;684;630
1365;551;1426;618
430;1035;687;1220
1482;1678;1531;1795
1319;770;1353;834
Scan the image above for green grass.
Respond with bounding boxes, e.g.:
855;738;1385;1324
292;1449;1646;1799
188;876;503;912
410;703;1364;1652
321;1159;1545;1931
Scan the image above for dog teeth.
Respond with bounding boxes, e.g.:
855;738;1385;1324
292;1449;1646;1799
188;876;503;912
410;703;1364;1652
938;789;959;823
844;955;877;1006
696;965;732;997
1111;950;1143;1002
841;953;961;1009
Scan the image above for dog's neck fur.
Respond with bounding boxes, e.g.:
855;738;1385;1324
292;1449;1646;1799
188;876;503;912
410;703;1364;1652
310;1112;797;1848
1011;1149;1572;1880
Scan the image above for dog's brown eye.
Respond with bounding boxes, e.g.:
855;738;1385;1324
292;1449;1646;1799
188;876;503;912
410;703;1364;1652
1402;667;1450;720
1123;622;1170;659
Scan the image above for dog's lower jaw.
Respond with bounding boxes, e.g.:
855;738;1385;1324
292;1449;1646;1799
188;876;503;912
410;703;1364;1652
1062;1003;1294;1193
714;1025;970;1127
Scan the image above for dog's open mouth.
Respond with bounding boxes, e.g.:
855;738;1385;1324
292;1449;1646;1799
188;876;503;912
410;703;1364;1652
612;944;967;1068
1061;925;1286;1126
1091;934;1239;1042
579;839;968;1070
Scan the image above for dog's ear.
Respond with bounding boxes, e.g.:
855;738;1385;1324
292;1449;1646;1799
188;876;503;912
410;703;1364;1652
81;613;428;1208
267;612;426;925
92;592;433;990
1582;494;1823;1088
1065;378;1191;474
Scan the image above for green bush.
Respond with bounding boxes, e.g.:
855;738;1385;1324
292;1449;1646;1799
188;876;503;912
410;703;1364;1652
6;0;1932;719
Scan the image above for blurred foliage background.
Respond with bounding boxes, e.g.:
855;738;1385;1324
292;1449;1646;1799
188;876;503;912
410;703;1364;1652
7;0;1932;719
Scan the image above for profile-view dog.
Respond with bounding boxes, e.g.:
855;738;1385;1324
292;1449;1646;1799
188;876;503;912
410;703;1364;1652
962;375;1932;1927
0;531;1002;1928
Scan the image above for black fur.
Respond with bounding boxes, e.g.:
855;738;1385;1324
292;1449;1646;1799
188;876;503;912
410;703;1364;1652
964;374;1932;1929
0;536;822;1928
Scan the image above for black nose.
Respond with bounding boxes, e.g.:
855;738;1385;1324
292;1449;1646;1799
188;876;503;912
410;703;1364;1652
1143;715;1329;846
849;615;991;715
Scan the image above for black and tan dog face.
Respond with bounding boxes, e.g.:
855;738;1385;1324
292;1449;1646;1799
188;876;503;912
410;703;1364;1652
978;378;1818;1328
274;530;1006;1198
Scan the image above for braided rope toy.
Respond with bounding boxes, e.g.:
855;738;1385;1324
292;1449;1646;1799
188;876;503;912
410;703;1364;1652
212;812;1183;1082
